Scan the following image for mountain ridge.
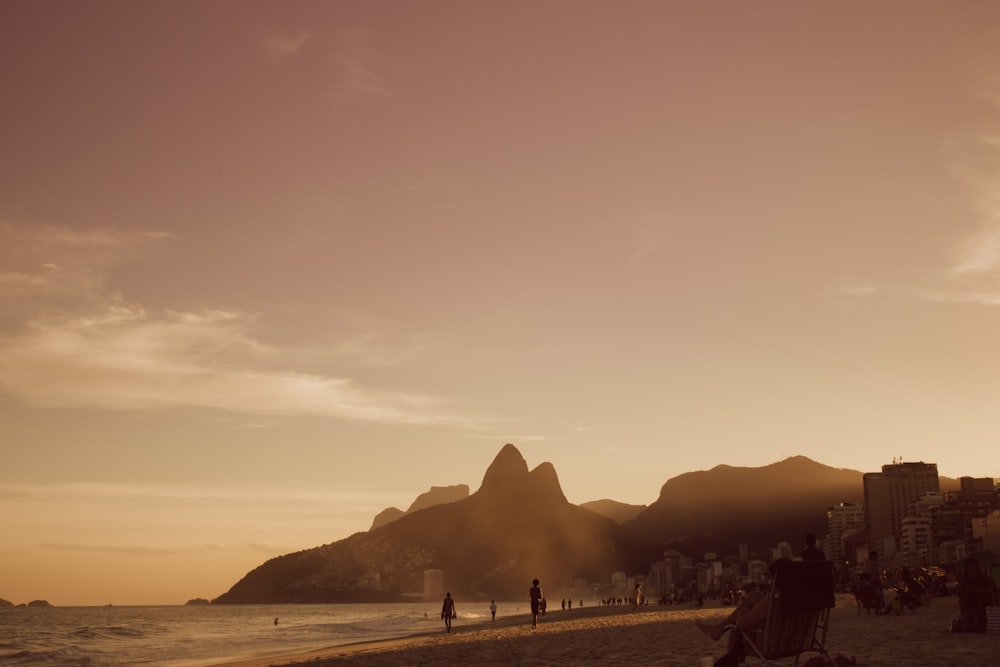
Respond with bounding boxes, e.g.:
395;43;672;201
214;444;664;603
214;449;970;604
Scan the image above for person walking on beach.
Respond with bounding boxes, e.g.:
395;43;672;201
529;578;543;629
441;592;456;633
490;599;497;622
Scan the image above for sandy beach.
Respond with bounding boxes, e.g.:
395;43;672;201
212;595;999;667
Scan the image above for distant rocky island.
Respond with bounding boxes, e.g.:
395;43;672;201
214;444;930;605
1;599;55;608
185;598;211;605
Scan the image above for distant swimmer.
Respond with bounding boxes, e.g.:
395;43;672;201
274;617;278;625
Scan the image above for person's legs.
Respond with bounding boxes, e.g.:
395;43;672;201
726;596;770;653
695;591;763;641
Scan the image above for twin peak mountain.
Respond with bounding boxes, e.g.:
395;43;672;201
214;444;865;604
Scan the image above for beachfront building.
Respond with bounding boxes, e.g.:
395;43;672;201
611;570;628;598
946;477;999;546
423;569;444;600
770;541;793;562
924;477;998;557
972;509;1000;554
863;461;940;556
643;550;689;601
937;539;967;564
826;502;864;566
747;559;769;584
900;515;933;564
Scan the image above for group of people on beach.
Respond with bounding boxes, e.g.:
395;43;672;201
438;577;547;633
695;534;1000;666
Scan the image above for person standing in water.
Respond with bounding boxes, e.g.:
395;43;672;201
489;599;497;622
441;592;456;633
529;578;543;629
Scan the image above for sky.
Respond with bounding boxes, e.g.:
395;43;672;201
2;1;999;606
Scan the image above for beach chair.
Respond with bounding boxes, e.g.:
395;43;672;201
730;560;837;666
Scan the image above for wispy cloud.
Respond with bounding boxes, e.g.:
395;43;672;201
0;481;414;512
833;65;1000;308
0;223;171;313
265;32;310;60
825;280;886;303
0;222;485;429
0;306;482;426
40;541;181;556
623;223;669;269
330;30;393;105
933;64;1000;305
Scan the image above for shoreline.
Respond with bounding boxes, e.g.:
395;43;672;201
211;596;1000;667
209;602;698;666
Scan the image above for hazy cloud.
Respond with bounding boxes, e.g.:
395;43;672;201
0;223;171;311
40;541;180;556
0;223;485;429
265;32;310;60
623;223;669;269
0;308;485;426
933;62;1000;304
0;481;415;509
330;30;393;105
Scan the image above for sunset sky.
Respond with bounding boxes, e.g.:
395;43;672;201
2;1;1000;606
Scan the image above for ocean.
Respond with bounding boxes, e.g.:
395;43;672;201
0;601;518;667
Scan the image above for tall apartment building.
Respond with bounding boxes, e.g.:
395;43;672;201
863;461;940;556
826;502;865;565
932;476;1000;550
900;515;933;559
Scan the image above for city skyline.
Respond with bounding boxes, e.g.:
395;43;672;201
2;1;1000;605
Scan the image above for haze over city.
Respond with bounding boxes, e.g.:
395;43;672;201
2;1;999;605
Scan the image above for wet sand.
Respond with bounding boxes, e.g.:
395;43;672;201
212;595;1000;666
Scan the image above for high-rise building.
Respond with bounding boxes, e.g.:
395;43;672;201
826;502;865;565
863;461;939;555
423;569;444;600
935;477;1000;550
900;515;933;560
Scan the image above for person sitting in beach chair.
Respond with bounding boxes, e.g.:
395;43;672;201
697;559;836;666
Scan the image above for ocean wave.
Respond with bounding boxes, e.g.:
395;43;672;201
0;645;103;666
70;625;145;641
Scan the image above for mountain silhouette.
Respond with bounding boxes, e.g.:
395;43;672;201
625;456;863;555
580;499;646;524
214;444;666;603
369;484;470;530
624;457;963;557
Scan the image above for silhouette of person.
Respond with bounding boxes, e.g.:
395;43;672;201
441;592;456;633
529;578;542;629
801;533;825;561
273;617;278;625
694;559;793;664
490;599;497;622
954;556;998;632
633;583;643;610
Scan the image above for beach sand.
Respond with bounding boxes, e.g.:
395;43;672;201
213;595;999;667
